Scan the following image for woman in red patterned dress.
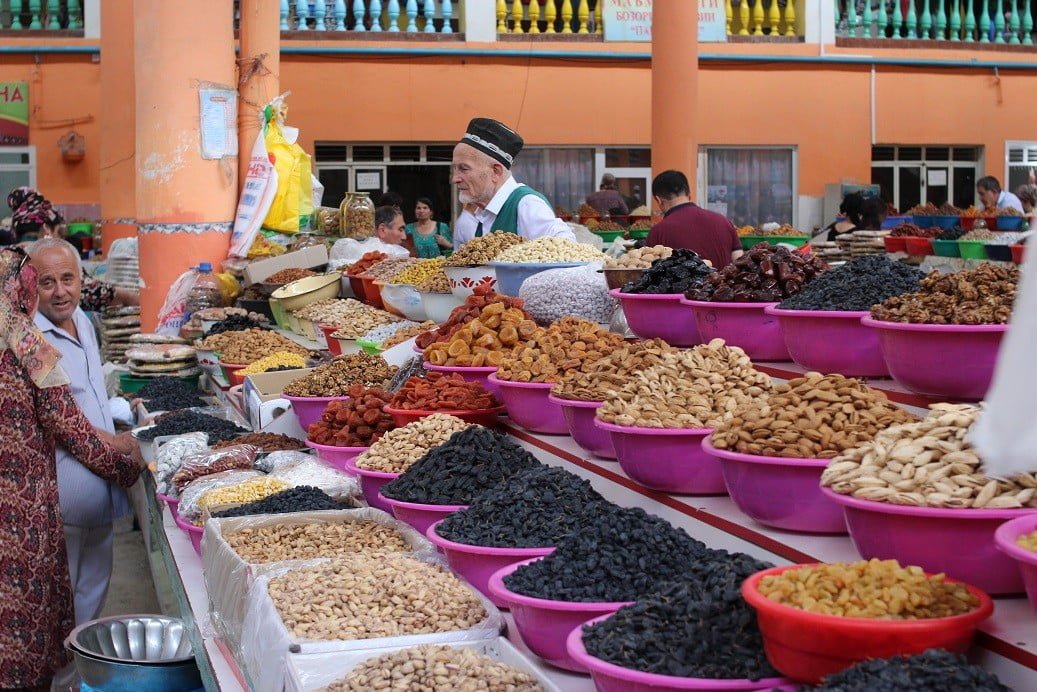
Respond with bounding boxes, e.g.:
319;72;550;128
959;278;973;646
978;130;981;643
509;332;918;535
0;246;142;691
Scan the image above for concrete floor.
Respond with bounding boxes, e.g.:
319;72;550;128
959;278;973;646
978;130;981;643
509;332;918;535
99;516;162;617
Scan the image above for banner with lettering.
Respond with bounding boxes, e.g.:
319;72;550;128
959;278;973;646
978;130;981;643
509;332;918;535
603;0;727;42
0;82;29;145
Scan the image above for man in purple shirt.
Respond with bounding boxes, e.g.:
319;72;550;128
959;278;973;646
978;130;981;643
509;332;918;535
646;170;743;270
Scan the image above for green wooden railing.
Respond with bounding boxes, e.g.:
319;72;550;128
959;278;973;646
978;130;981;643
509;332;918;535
836;1;1034;44
0;0;82;30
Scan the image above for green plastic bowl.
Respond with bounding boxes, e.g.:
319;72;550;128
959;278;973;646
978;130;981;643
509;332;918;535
741;235;810;250
356;338;383;355
958;240;988;260
593;230;625;243
931;239;961;258
628;229;650;240
67;221;94;237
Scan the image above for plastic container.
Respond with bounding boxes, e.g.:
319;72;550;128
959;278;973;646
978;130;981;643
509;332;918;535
998;216;1025;230
219;362;248;388
382;404;505;429
903;237;934;255
378;494;468;535
119;372;201;394
765;307;887;377
627;229;650;240
957;240;988;260
993;514;1037;614
347;275;367;302
282;393;349;430
173;513;203;557
682;299;790;361
487;374;568;435
881;215;912;229
444;265;498;299
703;439;846;534
986;244;1014;262
270;273;342;312
821;487;1033;595
341;192;375;238
156;492;180;520
378;281;429;321
860;317;1006;401
358;274;384;309
420;290;465;324
485;558;633;672
742;563;994;683
1013;244;1026;264
595;420;726;495
913;215;958;229
960;216;998;231
341;456;398;512
740;235;809;250
356;338;383;355
610;289;702;347
185;262;224;319
549;395;616;460
930;239;961;257
566;616;793;691
883;236;907;253
303;439;369;473
489;261;595;297
422;362;500;397
426;520;556;608
593;229;625;243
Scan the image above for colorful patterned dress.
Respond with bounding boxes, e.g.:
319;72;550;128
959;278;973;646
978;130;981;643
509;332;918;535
0;349;140;688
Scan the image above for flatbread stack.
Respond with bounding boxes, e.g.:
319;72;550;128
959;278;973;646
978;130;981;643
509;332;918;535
107;237;141;291
846;230;888;258
809;239;851;263
100;307;141;364
125;339;200;378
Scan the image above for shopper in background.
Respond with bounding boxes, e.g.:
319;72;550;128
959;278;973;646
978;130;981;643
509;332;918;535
7;186;64;243
854;196;888;231
451;117;574;247
379;190;404;211
977;176;1024;214
585;173;629;217
1015;184;1037;223
374;204;409;250
646;170;743;270
624;184;644;211
818;192;865;241
0;246;141;691
405;197;452;258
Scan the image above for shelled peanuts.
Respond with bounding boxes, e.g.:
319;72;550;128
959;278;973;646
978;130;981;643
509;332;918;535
605;245;672;269
444;232;525;266
267;555;487;640
389;258;445;285
355;414;474;473
551;338;675;402
223;520;411;563
821;403;1037;508
757;559;979;619
198;477;290;514
423;301;537;367
495;317;626;383
282;354;397;397
390;373;499;411
711;373;915;459
493;237;607;264
596;340;772;429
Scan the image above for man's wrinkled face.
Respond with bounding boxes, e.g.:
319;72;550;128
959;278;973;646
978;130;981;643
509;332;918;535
32;246;81;326
452;144;501;206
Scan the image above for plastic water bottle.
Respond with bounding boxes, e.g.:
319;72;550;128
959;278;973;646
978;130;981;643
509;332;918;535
185;262;223;317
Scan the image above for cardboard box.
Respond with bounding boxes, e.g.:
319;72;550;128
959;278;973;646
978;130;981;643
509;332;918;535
243;367;314;404
243;245;330;286
243;367;314;431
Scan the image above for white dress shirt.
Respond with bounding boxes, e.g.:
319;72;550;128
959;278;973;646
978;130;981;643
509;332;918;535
35;308;125;527
452;176;576;249
998;190;1025;214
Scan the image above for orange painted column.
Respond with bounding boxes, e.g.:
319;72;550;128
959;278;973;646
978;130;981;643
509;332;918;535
238;0;280;188
134;0;237;331
99;0;136;256
651;2;699;200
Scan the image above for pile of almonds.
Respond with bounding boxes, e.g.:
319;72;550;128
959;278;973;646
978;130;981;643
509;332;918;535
551;338;675;402
224;519;411;563
355;414;474;474
495;317;627;383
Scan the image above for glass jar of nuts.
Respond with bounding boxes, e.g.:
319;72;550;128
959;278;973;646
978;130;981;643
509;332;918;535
341;192;376;239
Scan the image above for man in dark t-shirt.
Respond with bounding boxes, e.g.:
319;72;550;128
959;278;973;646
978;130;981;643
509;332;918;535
646;170;743;270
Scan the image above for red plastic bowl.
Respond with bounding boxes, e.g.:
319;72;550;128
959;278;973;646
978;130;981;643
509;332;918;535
359;274;384;309
861;317;1007;401
348;275;367;302
566;615;793;691
960;216;998;231
426;520;555;608
742;564;993;683
822;487;1035;595
317;323;344;354
422;361;501;397
219;362;248;388
382;404;504;428
488;374;568;435
610;289;703;347
904;236;934;256
282;393;351;430
994;514;1037;614
594;420;725;495
681;299;790;361
304;439;369;473
883;236;907;253
703;439;846;534
343;456;399;512
549;395;616;460
765;307;888;377
173;513;203;557
378;494;468;535
156;492;180;521
486;558;633;672
1012;244;1026;264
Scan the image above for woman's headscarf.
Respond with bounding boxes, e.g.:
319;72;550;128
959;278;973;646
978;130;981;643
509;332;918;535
0;247;68;388
7;186;63;238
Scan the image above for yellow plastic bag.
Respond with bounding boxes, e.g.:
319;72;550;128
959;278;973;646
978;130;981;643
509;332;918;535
262;118;308;233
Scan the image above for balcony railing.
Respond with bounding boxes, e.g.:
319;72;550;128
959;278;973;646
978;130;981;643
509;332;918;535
0;0;83;31
263;0;461;34
728;1;801;38
836;1;1035;44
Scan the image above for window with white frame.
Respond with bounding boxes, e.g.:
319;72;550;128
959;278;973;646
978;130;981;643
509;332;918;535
1006;142;1037;196
871;145;981;213
0;148;35;201
701;147;796;228
511;147;595;214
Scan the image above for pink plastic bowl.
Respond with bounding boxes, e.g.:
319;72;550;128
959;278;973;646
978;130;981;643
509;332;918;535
594;420;726;495
486;558;633;672
549;395;616;460
765;307;889;377
994;514;1037;614
681;299;790;361
822;487;1036;595
567;615;793;691
422;362;501;397
343;456;399;512
610;289;702;347
426;520;555;607
487;374;568;435
283;393;350;430
304;439;369;473
703;439;846;534
156;492;180;521
860;317;1007;401
173;513;203;557
378;493;468;535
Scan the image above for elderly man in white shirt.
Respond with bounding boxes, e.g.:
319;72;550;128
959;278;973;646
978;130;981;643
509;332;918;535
451;117;575;249
977;175;1025;214
29;238;137;630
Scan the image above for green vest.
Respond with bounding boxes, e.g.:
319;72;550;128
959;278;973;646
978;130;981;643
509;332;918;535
476;184;551;237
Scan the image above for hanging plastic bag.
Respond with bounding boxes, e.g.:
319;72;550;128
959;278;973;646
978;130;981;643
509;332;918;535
262;118;309;234
229;107;278;258
155;268;197;336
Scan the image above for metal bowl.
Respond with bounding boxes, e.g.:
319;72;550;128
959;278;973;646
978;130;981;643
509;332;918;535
67;615;193;663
